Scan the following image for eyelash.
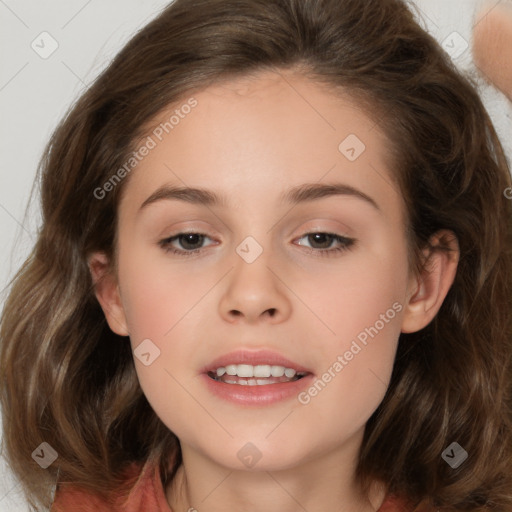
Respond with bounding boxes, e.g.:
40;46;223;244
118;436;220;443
158;231;356;258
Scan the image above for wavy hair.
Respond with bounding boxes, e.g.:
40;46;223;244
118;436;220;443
1;0;511;510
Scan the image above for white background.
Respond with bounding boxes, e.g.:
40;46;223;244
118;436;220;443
0;0;511;510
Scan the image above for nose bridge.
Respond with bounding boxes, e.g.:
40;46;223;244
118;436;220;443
230;204;278;267
218;232;291;323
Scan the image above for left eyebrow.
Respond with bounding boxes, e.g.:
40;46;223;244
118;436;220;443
138;182;380;212
283;182;380;211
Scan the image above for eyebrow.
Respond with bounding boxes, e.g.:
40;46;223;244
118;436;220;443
139;182;380;212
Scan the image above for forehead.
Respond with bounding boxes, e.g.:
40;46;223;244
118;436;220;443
119;69;401;219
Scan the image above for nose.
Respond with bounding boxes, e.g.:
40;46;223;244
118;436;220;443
218;251;292;325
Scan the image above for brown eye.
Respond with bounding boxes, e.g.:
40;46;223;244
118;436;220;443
159;232;214;256
295;232;356;257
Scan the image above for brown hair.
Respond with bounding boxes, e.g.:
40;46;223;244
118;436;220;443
1;0;511;510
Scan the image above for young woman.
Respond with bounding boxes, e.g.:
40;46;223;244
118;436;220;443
1;0;511;510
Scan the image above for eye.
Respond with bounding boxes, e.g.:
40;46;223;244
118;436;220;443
295;232;356;257
158;231;356;258
158;232;215;256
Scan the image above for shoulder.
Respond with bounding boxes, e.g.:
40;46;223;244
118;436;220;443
377;494;439;512
51;460;172;512
473;1;512;100
377;494;417;512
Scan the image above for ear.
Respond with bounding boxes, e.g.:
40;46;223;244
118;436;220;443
87;251;129;336
401;230;460;334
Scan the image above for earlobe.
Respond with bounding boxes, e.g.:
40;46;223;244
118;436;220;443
401;230;460;334
87;252;130;337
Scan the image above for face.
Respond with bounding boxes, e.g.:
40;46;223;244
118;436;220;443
101;69;419;472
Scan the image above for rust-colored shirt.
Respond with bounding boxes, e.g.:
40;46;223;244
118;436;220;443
51;460;413;511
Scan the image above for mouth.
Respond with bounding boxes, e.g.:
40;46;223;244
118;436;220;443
201;350;314;405
207;364;309;386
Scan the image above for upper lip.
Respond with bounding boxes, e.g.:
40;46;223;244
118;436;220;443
201;349;313;374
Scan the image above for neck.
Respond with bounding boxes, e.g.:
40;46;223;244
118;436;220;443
165;436;387;512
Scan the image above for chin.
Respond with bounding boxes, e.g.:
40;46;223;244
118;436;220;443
200;439;312;473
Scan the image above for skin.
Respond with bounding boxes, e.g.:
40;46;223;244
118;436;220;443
89;69;459;512
473;1;512;101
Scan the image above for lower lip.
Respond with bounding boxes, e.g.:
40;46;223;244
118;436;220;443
201;373;315;406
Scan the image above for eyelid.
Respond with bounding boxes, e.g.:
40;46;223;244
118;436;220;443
158;217;355;242
292;220;354;239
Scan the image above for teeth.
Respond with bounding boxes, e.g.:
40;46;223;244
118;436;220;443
225;365;237;376
215;364;300;378
254;365;271;377
270;365;285;377
219;377;302;386
237;364;253;378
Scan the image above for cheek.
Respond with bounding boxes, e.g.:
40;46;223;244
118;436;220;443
297;291;403;438
117;249;214;378
116;255;208;428
118;250;210;341
295;238;408;348
293;243;407;421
